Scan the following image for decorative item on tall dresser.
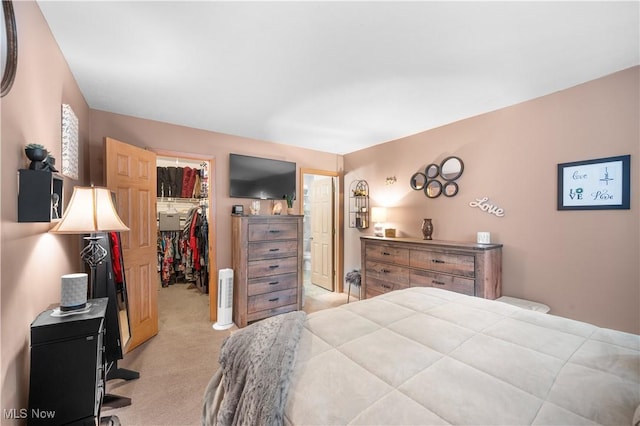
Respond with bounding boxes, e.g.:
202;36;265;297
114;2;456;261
371;207;387;237
250;200;261;215
272;201;282;215
421;218;434;240
284;193;295;214
349;179;369;229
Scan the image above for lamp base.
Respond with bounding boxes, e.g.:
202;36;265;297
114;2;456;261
60;303;87;312
81;236;108;267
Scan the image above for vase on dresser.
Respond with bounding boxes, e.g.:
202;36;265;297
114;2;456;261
421;218;433;240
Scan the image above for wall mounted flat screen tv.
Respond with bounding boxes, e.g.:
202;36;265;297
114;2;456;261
229;153;296;200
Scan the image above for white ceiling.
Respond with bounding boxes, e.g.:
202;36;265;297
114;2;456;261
37;1;639;155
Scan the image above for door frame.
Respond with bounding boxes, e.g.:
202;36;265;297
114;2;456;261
153;149;218;321
300;168;343;293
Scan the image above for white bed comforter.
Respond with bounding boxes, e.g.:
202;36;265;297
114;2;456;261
283;287;640;425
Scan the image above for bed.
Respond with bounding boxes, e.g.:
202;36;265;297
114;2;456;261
203;287;640;425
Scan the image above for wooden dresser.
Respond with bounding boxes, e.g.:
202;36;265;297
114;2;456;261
232;215;303;327
361;236;502;300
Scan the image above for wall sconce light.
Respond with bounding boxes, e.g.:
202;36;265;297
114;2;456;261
371;207;387;237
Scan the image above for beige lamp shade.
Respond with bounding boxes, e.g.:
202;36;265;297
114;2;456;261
371;207;387;237
371;207;387;223
50;186;129;233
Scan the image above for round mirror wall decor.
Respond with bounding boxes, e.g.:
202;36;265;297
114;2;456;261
412;157;464;198
1;0;17;97
439;156;464;181
410;172;427;190
424;180;442;198
440;157;464;181
425;164;439;179
443;181;459;197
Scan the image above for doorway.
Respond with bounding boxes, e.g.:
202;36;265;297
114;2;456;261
155;152;217;323
301;169;340;302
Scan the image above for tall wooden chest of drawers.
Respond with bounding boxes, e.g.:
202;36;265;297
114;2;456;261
232;215;303;327
361;236;502;300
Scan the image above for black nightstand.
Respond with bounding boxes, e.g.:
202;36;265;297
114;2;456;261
28;298;108;425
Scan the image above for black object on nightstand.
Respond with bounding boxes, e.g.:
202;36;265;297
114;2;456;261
28;298;109;425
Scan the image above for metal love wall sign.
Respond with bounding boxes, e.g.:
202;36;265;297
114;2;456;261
469;197;505;217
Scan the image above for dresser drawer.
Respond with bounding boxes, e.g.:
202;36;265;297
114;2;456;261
366;277;410;295
365;244;410;266
248;240;298;261
248;256;298;278
410;250;475;278
247;288;298;314
247;304;297;323
248;222;298;241
365;261;409;286
411;269;475;296
248;273;297;296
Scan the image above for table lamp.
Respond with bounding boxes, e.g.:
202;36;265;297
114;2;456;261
371;207;387;237
50;186;129;310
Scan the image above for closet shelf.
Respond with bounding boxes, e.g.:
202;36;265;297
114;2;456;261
158;196;207;203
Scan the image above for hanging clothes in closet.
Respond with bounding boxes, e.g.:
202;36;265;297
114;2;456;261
156;165;204;198
157;205;209;293
180;205;209;293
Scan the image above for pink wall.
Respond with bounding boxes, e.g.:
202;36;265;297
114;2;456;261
89;111;342;271
0;1;91;417
344;67;639;334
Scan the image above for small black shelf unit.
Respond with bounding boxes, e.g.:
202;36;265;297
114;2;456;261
18;169;63;222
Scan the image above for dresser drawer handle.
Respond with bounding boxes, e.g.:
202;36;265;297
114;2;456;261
268;297;280;302
432;280;445;286
381;268;391;273
269;281;279;285
381;251;391;256
268;265;280;269
382;284;391;289
269;230;281;233
432;259;445;264
269;248;280;252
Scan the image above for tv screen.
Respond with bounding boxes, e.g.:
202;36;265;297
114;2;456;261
229;154;296;200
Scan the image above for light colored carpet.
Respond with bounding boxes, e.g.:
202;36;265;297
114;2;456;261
103;283;230;425
103;281;349;425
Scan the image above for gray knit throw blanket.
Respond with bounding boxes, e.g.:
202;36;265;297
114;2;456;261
214;311;306;426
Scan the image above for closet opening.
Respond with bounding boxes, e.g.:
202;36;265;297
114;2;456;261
155;152;217;323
